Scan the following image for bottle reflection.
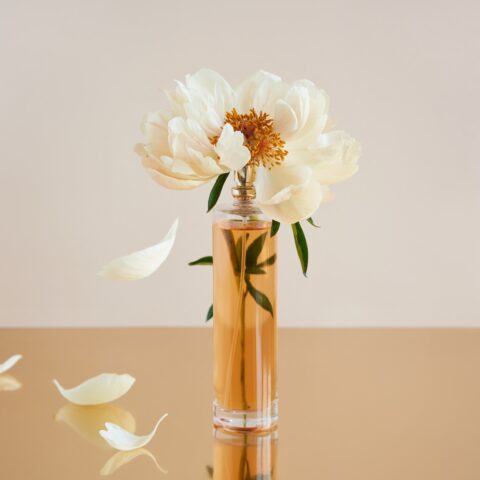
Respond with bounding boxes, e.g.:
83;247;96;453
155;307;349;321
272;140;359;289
0;374;22;391
211;429;278;479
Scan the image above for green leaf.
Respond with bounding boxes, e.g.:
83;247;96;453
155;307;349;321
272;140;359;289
235;234;250;269
206;304;213;322
246;277;273;315
292;222;309;277
270;220;280;237
207;173;229;212
188;255;213;266
246;266;266;275
222;230;240;273
246;232;267;267
257;254;276;268
306;217;320;228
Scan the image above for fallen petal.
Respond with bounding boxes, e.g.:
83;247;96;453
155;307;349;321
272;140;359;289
0;374;22;391
97;218;179;280
99;414;168;451
100;448;167;476
55;403;136;448
53;373;135;406
0;354;22;374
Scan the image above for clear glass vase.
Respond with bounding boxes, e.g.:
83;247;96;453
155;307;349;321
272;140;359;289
213;166;278;431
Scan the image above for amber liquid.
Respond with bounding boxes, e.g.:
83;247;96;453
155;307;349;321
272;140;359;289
213;430;278;480
213;219;277;416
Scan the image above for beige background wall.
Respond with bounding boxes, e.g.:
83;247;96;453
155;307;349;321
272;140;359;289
1;0;478;327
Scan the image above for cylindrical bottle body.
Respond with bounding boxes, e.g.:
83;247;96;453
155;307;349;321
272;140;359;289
213;429;278;479
213;203;278;431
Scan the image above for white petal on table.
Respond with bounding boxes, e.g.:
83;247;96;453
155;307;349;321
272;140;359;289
0;375;22;391
53;373;135;406
99;414;168;451
100;448;167;476
97;219;178;280
0;354;22;374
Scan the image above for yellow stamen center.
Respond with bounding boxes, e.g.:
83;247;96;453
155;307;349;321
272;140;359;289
211;108;288;169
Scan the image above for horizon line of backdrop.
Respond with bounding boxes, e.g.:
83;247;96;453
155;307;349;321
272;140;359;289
1;0;479;327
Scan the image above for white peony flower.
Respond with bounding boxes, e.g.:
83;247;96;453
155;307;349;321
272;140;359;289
135;70;250;190
136;69;360;224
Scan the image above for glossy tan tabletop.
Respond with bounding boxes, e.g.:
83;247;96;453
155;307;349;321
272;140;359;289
1;328;480;479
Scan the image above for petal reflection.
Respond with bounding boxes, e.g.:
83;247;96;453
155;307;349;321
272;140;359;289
0;374;22;391
55;403;136;448
100;448;167;476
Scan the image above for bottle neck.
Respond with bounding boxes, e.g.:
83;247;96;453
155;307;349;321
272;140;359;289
214;164;268;222
231;165;256;204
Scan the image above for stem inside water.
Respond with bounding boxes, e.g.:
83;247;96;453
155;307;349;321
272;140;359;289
238;229;249;416
240;288;248;411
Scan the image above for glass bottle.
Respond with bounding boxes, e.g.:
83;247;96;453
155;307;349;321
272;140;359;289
213;165;278;431
212;429;278;479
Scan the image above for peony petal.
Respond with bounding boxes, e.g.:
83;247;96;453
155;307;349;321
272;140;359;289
214;123;251;171
256;166;323;223
0;354;22;374
55;403;136;448
168;117;215;163
53;373;136;406
236;71;286;115
310;131;361;185
0;375;22;391
100;448;167;476
136;143;212;188
186;148;226;176
274;81;330;150
142;149;199;180
167;69;235;137
141;112;171;155
166;117;226;178
145;167;207;190
274;99;298;138
99;414;168;451
97;219;178;280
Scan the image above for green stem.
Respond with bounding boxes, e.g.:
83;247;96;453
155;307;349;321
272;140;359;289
238;231;249;427
240;285;248;413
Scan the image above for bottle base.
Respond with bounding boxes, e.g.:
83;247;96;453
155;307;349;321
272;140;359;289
213;399;278;432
